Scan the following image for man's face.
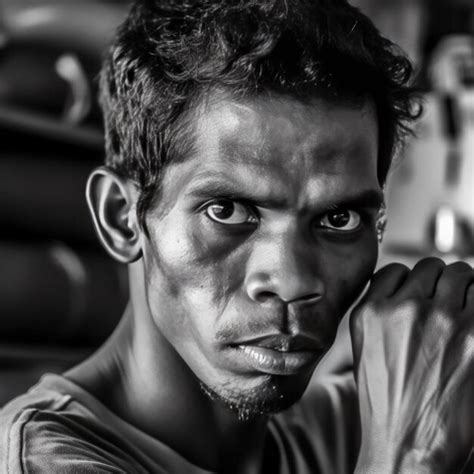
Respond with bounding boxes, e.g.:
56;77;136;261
142;93;382;419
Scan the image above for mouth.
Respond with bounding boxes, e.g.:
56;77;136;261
231;334;326;376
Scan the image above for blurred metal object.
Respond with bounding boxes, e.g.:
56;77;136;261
4;4;126;59
433;205;457;253
431;35;473;192
0;2;127;146
429;35;474;91
430;204;473;256
55;53;91;125
384;34;474;259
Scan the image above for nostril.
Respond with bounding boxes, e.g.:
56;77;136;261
246;272;324;304
285;293;323;305
300;293;322;303
255;291;279;303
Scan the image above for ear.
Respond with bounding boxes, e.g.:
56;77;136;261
86;167;143;263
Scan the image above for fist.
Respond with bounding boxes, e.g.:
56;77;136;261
350;258;473;473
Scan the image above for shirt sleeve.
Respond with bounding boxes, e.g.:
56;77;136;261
5;408;143;474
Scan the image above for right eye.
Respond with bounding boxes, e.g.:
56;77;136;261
319;209;362;232
204;199;258;225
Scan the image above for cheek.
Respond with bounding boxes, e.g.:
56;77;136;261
146;221;213;293
144;218;247;324
324;237;378;313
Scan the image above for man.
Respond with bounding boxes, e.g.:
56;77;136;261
1;0;472;472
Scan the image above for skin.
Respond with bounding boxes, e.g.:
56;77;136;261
70;92;382;473
141;94;381;416
352;259;474;473
70;91;473;472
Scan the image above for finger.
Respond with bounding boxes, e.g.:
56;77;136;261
364;263;410;299
434;262;474;313
466;281;474;311
396;257;446;299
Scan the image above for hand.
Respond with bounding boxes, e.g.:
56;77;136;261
350;258;473;473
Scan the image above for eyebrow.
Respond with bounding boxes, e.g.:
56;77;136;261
333;189;384;210
187;178;384;212
187;179;288;208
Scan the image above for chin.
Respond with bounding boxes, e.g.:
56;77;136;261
200;372;312;421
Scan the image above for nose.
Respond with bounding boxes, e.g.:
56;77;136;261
244;233;325;305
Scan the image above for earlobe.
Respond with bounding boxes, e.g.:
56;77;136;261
86;167;143;263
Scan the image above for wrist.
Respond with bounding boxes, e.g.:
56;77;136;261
355;445;445;474
355;461;433;474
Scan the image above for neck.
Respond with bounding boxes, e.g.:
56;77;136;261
67;261;270;474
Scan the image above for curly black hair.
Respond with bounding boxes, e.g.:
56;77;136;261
100;0;421;230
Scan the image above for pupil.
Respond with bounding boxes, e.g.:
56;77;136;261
328;210;350;227
213;201;234;219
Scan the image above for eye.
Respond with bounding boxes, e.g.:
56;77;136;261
204;199;258;225
319;209;361;231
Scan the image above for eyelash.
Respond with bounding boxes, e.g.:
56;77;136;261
199;198;260;221
199;198;371;231
318;210;362;232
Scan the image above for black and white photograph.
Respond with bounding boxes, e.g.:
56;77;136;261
0;0;473;472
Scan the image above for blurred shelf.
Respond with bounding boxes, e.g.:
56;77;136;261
0;105;103;149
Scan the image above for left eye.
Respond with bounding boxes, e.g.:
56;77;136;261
319;209;361;231
204;199;258;225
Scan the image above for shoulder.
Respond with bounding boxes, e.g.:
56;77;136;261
9;409;133;473
0;382;142;473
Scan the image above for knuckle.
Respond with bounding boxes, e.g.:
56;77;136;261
416;256;445;268
463;333;474;362
381;262;409;274
467;284;474;304
349;311;362;335
349;309;364;340
454;327;474;364
397;297;425;318
444;261;473;274
410;257;445;279
351;300;379;326
404;277;426;296
428;307;456;334
373;263;409;282
420;256;446;267
358;296;423;322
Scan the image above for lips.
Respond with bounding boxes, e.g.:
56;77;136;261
237;334;323;352
231;334;325;375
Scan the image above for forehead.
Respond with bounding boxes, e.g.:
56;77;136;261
159;92;380;211
197;94;375;159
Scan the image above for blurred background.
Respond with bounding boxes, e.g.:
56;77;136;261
0;0;473;405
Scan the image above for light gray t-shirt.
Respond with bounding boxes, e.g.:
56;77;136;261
0;372;359;473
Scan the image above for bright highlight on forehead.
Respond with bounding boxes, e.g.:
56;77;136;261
196;99;267;164
195;94;378;171
192;95;377;191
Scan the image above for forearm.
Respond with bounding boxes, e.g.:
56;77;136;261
354;392;472;474
355;445;444;474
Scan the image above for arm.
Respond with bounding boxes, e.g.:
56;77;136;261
350;258;473;473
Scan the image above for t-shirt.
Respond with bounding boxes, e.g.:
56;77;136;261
0;372;360;473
